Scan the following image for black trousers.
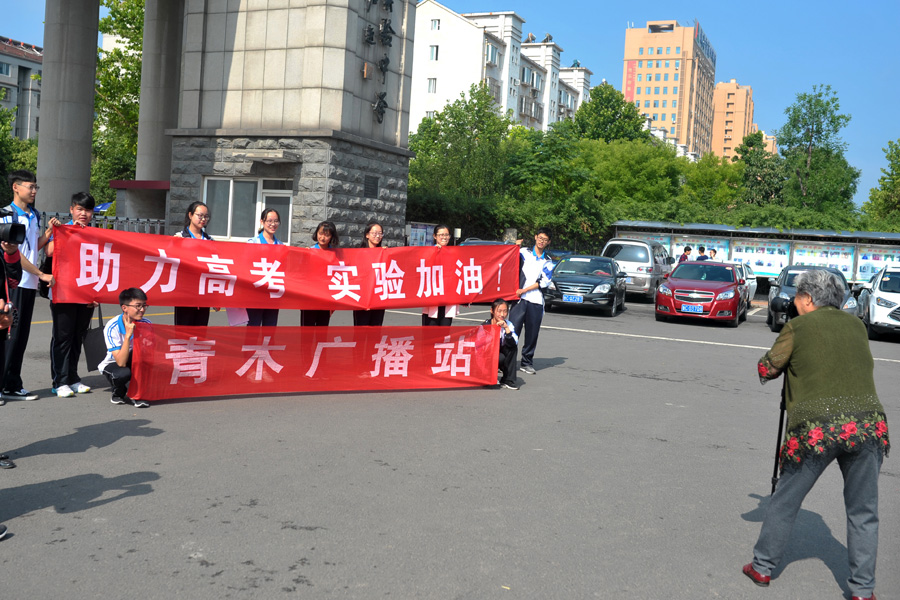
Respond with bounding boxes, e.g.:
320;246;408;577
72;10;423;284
50;303;94;388
498;344;517;385
3;286;36;392
174;306;210;327
101;361;132;399
353;309;385;327
509;300;543;367
422;306;452;327
301;310;331;327
247;308;279;327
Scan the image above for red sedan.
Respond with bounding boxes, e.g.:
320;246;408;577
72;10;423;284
655;261;748;327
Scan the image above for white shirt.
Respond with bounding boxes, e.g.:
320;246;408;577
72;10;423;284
98;313;152;371
519;246;553;305
1;203;41;289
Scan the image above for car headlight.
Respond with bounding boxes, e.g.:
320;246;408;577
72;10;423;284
657;285;672;297
876;296;898;309
777;291;790;300
593;283;611;294
716;289;735;301
842;297;858;310
548;281;556;291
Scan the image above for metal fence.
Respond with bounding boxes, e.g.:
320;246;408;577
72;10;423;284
45;212;167;235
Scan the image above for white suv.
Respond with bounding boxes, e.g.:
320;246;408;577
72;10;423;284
601;238;674;299
858;266;900;340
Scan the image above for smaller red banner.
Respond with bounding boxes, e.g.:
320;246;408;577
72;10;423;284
129;324;501;401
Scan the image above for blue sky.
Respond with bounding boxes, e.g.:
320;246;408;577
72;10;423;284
5;0;898;206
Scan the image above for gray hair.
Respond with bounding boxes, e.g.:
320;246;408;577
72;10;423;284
796;269;844;308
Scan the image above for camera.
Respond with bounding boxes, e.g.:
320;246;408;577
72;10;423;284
0;206;26;244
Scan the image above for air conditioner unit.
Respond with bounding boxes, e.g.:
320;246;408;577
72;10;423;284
513;78;520;86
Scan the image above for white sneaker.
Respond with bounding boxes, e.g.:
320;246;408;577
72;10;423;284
56;385;76;398
73;382;91;394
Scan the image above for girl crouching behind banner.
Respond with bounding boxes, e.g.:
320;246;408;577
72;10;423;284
45;191;97;398
173;202;214;327
301;221;338;327
246;208;284;327
353;221;386;327
422;224;458;326
481;298;519;390
99;288;150;408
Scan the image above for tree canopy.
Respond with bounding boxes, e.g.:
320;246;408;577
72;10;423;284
572;82;650;144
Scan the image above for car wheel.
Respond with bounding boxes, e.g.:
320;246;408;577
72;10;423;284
765;309;772;325
606;300;618;317
545;302;554;312
866;317;881;341
727;313;740;328
739;301;748;322
769;314;782;333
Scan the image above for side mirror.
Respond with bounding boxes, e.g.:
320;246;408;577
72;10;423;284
615;272;626;278
667;256;676;265
663;273;670;279
738;278;746;285
860;282;872;290
767;277;776;285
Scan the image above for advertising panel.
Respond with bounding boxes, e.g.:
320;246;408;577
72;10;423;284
730;240;791;278
856;246;900;281
792;243;855;277
672;236;729;263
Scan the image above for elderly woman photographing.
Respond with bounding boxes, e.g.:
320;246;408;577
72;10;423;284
743;269;890;600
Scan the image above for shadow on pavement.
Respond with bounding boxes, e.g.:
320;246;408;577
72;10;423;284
11;419;163;458
741;492;851;596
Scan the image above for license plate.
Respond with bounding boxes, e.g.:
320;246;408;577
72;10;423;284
680;304;703;313
625;277;633;284
562;294;583;303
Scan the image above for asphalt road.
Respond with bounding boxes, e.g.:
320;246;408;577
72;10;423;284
2;298;899;599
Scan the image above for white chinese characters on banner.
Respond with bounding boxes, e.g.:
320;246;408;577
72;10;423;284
166;337;217;384
431;335;476;376
455;258;483;295
416;260;445;298
372;260;406;300
236;336;286;380
305;336;357;377
328;261;361;301
76;242;121;292
198;254;237;296
141;249;180;294
370;335;415;377
250;258;286;298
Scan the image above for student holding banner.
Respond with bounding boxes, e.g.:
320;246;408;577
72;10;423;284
301;221;339;327
173;202;214;327
45;192;97;398
246;208;284;327
353;221;386;327
422;224;458;326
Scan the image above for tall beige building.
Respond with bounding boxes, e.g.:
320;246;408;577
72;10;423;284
711;79;753;159
622;20;716;156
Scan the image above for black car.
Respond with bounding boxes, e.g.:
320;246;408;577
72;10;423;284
766;265;857;332
543;255;626;317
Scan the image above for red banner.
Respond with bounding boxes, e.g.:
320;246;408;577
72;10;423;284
51;227;519;310
129;324;500;401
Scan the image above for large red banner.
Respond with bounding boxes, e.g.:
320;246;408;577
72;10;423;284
129;324;501;401
52;227;519;310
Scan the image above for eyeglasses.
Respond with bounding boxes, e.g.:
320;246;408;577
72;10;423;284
125;304;148;310
369;232;384;237
536;236;550;243
193;214;211;221
16;183;39;192
264;220;280;225
436;233;451;238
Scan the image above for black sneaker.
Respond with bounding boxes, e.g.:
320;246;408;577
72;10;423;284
500;382;519;390
2;389;39;401
0;524;7;541
110;395;128;405
132;399;149;408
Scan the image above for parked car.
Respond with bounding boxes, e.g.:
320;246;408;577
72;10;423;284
655;261;748;327
544;255;627;317
766;265;857;332
857;266;900;340
601;238;674;299
459;238;510;246
733;262;758;304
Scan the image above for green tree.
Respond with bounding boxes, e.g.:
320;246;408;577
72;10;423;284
732;131;786;206
861;139;900;231
776;84;859;217
0;91;39;205
407;83;513;237
572;82;650;143
92;0;145;205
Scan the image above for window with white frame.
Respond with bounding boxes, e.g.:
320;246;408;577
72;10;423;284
0;62;10;76
429;45;439;61
427;78;437;93
431;19;440;30
203;178;293;243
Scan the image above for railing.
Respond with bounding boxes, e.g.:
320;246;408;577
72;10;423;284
45;212;167;235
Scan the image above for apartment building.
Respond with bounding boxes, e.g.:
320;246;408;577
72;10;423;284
0;36;42;140
410;0;591;132
622;20;716;156
711;80;778;159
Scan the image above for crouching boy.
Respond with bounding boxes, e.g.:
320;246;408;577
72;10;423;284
99;288;151;408
482;298;519;390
